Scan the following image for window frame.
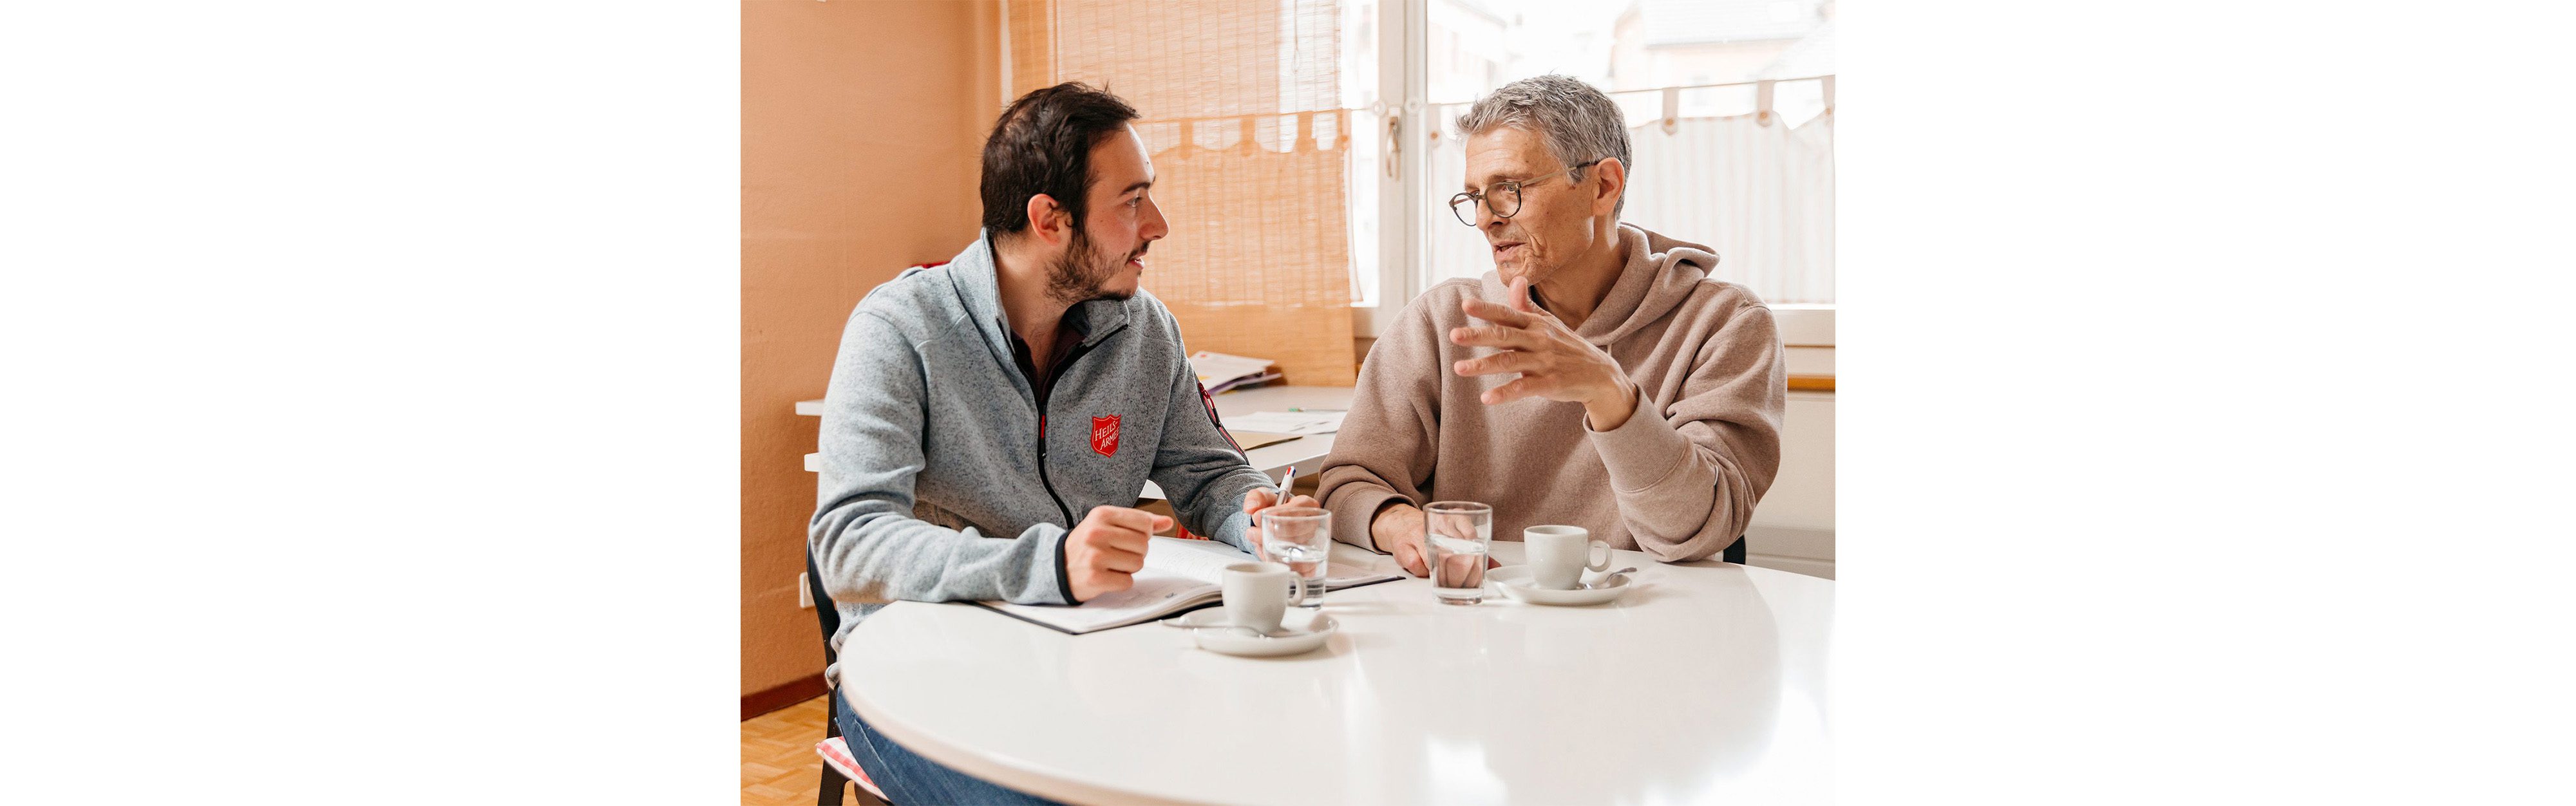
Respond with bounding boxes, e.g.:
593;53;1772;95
1354;0;1425;338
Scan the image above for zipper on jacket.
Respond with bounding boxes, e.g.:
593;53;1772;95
1031;338;1100;529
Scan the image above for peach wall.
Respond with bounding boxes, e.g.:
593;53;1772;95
742;0;1000;699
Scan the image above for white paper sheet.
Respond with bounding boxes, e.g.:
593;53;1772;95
1222;410;1347;435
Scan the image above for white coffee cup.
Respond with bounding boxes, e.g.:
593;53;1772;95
1221;562;1309;633
1524;525;1611;590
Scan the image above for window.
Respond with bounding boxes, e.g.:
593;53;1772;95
1343;0;1836;332
1010;0;1834;349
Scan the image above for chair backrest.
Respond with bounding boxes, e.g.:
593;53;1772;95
804;547;840;669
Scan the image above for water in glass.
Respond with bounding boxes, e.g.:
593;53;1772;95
1264;539;1329;607
1423;501;1493;604
1258;506;1332;608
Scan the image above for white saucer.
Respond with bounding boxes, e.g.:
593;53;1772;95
1168;607;1338;657
1487;566;1636;606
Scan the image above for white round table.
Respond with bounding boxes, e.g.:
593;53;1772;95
837;542;1835;805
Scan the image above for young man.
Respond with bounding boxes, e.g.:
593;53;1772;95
808;82;1312;805
1317;75;1787;572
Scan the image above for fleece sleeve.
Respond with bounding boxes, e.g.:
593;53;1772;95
1145;323;1276;555
808;311;1074;608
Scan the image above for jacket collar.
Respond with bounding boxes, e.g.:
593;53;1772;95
945;230;1133;366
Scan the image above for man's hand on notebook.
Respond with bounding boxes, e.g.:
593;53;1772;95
1068;505;1172;602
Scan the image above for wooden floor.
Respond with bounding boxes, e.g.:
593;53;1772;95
743;695;835;805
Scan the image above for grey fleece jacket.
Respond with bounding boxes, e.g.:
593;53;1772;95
809;232;1276;670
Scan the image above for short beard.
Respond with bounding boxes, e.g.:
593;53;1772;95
1043;227;1136;306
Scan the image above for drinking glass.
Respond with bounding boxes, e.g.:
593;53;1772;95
1258;506;1331;607
1422;501;1492;604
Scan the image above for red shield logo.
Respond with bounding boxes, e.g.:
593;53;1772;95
1090;415;1121;457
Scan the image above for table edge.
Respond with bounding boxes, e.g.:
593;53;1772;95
840;556;1831;805
838;606;1213;806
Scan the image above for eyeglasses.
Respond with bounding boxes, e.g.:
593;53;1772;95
1448;159;1604;227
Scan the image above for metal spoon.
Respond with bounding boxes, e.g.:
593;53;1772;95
1586;567;1640;589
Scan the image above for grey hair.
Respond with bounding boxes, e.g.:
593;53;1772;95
1454;74;1632;216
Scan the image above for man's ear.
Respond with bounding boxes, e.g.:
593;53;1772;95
1025;193;1071;248
1590;158;1627;218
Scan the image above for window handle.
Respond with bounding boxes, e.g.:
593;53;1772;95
1385;113;1401;179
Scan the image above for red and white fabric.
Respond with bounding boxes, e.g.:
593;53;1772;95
815;736;890;801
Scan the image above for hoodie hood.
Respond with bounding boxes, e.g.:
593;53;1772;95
1483;222;1720;346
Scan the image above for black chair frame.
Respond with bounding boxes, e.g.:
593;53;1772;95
806;549;889;806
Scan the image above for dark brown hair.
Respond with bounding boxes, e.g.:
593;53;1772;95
979;82;1141;238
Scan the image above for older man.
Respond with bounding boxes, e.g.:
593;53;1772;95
1318;74;1786;572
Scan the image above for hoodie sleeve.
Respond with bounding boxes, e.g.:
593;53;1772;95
1316;291;1446;552
1584;301;1786;561
1146;319;1275;554
808;310;1074;608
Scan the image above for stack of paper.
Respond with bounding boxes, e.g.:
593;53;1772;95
1188;350;1282;394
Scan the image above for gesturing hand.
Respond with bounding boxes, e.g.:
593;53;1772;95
1449;276;1642;431
1065;505;1173;601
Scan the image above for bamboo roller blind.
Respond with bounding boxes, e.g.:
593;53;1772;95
1007;0;1358;386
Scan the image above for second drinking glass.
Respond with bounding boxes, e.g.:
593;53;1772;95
1422;501;1492;604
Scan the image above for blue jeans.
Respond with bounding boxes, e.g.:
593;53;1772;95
831;687;1063;806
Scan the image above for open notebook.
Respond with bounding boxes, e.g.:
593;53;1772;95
972;537;1404;635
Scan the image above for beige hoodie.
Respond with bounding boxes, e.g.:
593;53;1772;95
1317;223;1785;562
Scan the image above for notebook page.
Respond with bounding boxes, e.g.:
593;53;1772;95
979;568;1211;633
1142;536;1256;583
1325;540;1406;578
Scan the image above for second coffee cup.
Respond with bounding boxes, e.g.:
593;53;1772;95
1523;525;1611;590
